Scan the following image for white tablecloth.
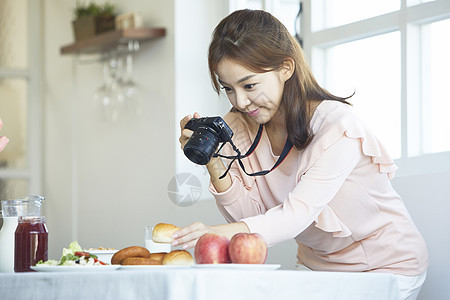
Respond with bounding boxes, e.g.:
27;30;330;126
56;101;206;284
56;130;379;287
0;268;400;300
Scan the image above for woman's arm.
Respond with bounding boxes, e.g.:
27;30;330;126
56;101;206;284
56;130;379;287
173;133;359;250
205;156;232;192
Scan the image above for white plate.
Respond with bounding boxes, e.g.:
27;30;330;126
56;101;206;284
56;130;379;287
192;263;281;270
86;250;118;255
85;250;118;264
118;265;192;270
30;265;120;272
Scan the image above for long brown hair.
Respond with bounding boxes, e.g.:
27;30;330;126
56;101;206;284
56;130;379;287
208;9;352;150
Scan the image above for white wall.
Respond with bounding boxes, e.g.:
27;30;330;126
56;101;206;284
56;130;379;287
392;171;450;300
43;0;185;256
43;0;77;258
174;0;232;203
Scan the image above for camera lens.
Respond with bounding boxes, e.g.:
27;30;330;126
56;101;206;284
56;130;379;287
184;126;220;165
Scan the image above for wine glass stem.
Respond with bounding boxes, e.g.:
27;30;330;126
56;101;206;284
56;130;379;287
126;54;133;82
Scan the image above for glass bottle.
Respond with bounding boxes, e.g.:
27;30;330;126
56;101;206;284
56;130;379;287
14;216;48;272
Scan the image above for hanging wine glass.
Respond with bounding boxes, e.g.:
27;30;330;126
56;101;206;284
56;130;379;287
108;57;125;122
93;40;142;123
122;53;142;118
93;61;109;112
93;56;125;123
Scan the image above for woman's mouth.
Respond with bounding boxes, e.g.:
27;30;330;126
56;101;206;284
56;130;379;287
247;108;260;117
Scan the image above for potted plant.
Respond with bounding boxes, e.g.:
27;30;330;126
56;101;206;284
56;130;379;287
72;1;117;42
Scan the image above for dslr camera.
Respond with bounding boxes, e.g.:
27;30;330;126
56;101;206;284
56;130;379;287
183;116;233;165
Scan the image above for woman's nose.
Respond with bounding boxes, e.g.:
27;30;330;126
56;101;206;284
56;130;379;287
235;91;251;110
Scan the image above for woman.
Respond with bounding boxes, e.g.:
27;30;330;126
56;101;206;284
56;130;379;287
0;118;9;152
175;9;428;299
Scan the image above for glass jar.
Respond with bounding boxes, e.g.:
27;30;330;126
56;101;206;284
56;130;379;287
0;195;45;273
14;216;48;272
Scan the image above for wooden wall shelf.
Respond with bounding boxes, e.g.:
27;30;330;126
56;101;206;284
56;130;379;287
60;27;166;55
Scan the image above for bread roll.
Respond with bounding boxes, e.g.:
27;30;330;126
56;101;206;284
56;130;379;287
111;246;150;265
152;223;180;243
149;252;166;264
121;257;162;265
162;250;194;266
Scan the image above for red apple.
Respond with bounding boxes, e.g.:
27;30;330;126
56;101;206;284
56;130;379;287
228;233;268;264
194;233;231;264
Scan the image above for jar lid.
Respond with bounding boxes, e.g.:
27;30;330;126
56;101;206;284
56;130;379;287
1;195;46;217
1;195;45;206
18;216;46;223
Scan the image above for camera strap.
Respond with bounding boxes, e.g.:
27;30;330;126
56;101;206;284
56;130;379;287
213;124;293;179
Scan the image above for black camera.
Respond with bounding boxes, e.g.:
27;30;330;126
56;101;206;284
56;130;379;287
183;116;234;165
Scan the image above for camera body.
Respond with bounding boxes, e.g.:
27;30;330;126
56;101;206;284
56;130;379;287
183;116;234;165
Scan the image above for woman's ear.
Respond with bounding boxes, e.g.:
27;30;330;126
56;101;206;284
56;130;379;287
280;58;295;82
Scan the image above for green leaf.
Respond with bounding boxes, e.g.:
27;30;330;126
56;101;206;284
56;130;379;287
73;1;116;20
59;253;79;265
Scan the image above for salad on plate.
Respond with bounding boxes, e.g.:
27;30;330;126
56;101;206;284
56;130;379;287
36;241;108;267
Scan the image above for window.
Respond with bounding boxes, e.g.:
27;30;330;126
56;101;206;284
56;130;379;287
307;0;450;175
312;0;399;30
421;18;450;154
230;0;450;175
325;32;401;158
0;0;42;199
230;0;301;35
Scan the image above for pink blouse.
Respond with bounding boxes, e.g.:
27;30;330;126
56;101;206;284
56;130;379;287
209;100;428;276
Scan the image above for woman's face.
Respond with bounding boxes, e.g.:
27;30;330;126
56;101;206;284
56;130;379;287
216;58;291;125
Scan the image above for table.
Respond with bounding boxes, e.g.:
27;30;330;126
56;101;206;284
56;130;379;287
0;267;400;300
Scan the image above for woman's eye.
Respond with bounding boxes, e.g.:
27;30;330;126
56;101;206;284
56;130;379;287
221;86;232;92
244;83;255;89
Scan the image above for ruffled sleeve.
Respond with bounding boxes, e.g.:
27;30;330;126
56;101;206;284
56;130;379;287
314;206;351;238
300;101;398;180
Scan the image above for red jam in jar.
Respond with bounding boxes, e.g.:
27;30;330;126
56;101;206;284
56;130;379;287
14;216;48;272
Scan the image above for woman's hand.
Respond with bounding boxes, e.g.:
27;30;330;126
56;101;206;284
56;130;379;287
0;118;9;152
172;222;250;250
179;112;201;150
172;222;213;250
178;112;232;192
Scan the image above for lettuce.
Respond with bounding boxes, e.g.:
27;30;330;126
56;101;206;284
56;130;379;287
36;259;58;266
59;241;83;265
59;253;79;265
34;241;88;267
